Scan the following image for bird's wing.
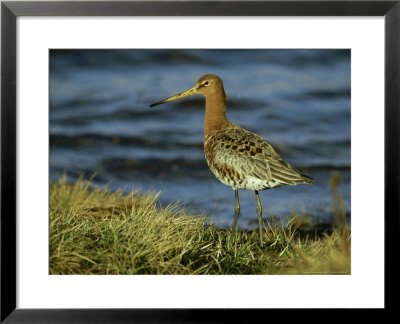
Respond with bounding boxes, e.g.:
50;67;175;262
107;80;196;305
209;127;311;185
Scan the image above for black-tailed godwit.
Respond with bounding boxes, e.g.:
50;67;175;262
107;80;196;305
150;74;313;247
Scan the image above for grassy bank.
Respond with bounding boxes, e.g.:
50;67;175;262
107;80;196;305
50;176;350;275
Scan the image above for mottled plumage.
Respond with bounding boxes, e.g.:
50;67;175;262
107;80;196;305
204;123;312;190
150;74;313;247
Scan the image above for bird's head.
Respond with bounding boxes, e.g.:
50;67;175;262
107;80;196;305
149;74;225;108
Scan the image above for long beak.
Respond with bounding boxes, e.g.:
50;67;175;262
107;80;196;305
149;86;197;108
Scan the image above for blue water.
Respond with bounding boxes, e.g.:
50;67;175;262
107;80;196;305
50;49;350;229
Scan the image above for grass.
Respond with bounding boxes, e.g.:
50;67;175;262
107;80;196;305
49;175;350;275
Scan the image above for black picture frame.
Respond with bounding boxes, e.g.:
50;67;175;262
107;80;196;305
1;0;398;321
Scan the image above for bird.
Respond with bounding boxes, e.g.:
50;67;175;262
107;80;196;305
149;74;313;247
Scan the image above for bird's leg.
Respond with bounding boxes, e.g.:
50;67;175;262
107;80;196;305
230;189;240;244
255;190;264;247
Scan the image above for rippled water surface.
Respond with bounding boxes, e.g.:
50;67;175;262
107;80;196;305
50;49;351;229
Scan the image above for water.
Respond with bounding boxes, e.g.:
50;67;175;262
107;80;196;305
50;49;351;229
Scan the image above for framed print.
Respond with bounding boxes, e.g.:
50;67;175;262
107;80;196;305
1;0;399;321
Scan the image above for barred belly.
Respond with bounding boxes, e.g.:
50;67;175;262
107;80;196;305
205;157;281;191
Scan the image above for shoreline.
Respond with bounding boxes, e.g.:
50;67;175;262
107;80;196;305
50;176;351;275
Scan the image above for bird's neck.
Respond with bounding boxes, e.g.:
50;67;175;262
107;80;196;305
204;91;229;136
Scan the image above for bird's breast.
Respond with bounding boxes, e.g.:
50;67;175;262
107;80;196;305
203;133;276;190
204;129;282;190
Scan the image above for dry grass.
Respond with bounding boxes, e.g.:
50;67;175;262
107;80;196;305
49;176;350;275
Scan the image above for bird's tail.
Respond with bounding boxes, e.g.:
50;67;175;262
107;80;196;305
301;174;314;184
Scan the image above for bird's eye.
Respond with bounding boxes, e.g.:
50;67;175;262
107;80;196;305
204;81;210;86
